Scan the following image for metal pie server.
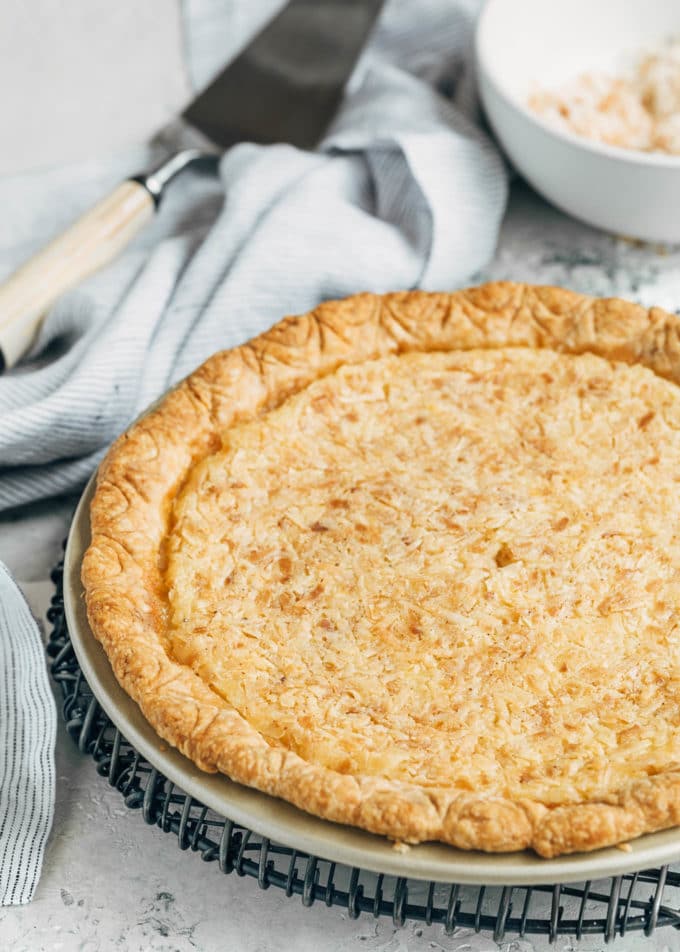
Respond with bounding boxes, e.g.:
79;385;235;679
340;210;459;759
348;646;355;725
0;0;384;371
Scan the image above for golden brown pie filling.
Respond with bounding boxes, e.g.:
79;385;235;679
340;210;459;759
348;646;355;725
166;346;680;809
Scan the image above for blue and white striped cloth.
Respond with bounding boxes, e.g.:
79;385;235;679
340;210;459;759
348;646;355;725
0;0;507;902
0;565;56;905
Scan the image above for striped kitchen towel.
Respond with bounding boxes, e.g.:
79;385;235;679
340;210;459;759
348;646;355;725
0;563;56;905
0;0;506;512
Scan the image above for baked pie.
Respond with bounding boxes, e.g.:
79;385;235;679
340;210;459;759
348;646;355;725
83;282;680;858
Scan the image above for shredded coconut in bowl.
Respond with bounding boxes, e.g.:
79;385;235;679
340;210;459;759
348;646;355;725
529;39;680;155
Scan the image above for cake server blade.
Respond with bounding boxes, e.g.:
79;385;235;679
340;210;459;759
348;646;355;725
182;0;384;151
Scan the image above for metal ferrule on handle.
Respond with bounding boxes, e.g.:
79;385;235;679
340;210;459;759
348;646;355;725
0;150;211;371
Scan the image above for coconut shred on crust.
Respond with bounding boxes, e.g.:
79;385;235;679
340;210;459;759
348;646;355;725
83;284;680;857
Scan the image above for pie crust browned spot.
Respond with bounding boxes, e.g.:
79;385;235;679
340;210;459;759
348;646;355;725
82;283;680;858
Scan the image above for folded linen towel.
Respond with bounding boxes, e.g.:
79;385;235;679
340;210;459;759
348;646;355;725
0;564;56;905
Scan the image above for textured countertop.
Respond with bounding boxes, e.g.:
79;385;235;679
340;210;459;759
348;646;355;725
3;183;680;952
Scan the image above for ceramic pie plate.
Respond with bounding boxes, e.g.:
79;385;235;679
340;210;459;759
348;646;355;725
62;473;680;886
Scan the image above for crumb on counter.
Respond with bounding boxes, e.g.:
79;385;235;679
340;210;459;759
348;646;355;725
529;39;680;155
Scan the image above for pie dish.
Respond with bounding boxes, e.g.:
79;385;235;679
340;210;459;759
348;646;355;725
82;282;680;859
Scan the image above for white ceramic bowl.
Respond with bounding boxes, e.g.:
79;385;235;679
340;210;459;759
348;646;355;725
475;0;680;242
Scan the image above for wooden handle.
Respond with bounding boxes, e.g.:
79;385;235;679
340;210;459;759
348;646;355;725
0;180;154;370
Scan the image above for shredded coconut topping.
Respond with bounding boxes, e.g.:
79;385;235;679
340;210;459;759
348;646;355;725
529;39;680;154
166;348;680;806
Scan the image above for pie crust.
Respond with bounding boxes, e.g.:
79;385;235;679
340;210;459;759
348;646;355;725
82;282;680;858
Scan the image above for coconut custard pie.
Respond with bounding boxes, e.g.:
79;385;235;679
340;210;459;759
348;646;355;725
83;283;680;858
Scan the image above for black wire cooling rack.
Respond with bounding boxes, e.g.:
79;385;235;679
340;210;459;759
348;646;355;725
47;557;680;944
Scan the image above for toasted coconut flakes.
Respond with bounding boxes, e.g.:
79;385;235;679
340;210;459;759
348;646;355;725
166;348;680;807
529;39;680;154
